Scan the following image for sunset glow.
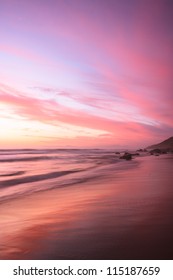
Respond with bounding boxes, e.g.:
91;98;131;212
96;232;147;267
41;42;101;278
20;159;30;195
0;0;173;148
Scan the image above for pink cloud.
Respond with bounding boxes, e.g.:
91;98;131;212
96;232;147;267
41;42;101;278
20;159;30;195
0;1;173;147
1;83;171;149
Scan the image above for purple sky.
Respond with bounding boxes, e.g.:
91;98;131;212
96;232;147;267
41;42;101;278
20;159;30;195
0;0;173;148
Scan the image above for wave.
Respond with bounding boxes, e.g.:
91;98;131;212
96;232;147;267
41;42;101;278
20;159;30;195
0;171;25;177
0;148;115;156
0;169;83;188
0;162;111;202
0;156;61;163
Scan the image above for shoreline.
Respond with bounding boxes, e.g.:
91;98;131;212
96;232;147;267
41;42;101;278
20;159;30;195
0;154;173;259
0;154;139;204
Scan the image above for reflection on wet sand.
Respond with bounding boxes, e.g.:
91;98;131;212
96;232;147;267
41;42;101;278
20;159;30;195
0;155;173;259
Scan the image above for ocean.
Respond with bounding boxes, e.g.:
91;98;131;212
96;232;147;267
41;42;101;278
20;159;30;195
0;148;131;202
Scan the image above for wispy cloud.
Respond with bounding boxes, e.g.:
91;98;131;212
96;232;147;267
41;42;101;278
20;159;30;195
0;0;172;148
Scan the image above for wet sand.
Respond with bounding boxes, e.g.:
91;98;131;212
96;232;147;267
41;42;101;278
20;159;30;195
0;154;173;259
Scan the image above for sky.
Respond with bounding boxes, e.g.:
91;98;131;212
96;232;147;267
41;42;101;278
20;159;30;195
0;0;173;149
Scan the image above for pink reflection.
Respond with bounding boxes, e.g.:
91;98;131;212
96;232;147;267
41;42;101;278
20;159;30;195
0;155;173;259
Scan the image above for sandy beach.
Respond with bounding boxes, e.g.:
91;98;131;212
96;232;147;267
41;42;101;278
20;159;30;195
0;152;173;260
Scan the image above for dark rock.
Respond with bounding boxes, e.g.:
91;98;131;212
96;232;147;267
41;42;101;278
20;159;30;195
136;149;147;152
115;152;120;154
120;153;132;160
150;148;161;154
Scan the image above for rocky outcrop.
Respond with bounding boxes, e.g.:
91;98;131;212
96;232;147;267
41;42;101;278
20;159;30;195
149;148;169;155
147;137;173;150
120;152;132;160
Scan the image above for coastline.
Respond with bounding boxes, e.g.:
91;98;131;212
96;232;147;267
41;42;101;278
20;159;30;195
0;154;173;260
